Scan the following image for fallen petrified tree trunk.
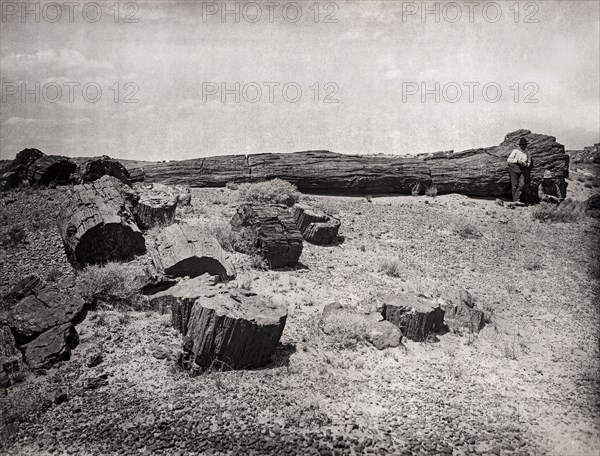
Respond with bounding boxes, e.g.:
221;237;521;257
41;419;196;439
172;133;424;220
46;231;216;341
380;293;445;342
133;130;569;199
57;175;145;266
22;323;79;371
150;223;235;280
231;204;304;268
292;204;341;245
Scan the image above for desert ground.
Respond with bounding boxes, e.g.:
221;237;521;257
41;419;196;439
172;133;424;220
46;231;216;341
0;166;599;456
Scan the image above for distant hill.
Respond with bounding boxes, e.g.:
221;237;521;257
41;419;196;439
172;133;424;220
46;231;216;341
567;144;600;164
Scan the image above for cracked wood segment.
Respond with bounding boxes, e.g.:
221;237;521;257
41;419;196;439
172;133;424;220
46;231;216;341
57;175;145;266
231;204;303;268
77;156;131;185
25;154;77;186
132;130;568;198
1;325;25;380
134;183;179;229
183;289;287;369
381;293;445;342
292;204;340;245
151;224;235;280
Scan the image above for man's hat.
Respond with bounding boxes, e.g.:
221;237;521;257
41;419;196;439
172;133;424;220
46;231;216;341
543;170;553;179
519;138;528;146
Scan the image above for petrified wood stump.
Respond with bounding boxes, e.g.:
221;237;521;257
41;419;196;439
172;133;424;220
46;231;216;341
182;288;287;370
231;204;303;268
57;175;145;266
292;204;340;245
439;286;485;334
135;183;179;229
148;274;225;334
380;293;445;342
151;223;235;280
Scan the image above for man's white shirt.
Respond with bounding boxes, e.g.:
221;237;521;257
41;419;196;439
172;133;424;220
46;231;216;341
507;149;530;167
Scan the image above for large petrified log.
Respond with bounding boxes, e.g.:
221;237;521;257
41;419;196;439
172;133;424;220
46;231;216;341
134;183;179;229
292;204;341;245
181;286;287;370
231;204;304;268
129;167;145;183
380;293;445;342
150;224;235;280
57;175;145;266
132;130;568;198
25;154;76;185
77;155;131;185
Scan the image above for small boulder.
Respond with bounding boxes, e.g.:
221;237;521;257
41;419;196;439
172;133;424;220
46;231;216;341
0;172;21;192
439;287;485;334
134;183;179;229
380;293;445;342
22;323;79;371
83;372;109;390
366;320;403;350
292;204;341;245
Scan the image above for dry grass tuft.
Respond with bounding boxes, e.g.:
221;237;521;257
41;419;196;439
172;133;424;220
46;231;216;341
453;220;482;239
532;199;587;223
237;179;300;206
77;262;145;309
378;256;403;278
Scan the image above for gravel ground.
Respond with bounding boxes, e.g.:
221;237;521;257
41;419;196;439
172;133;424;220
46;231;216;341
1;175;599;456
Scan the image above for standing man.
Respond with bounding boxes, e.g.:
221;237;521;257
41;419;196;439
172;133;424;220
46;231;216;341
507;137;533;204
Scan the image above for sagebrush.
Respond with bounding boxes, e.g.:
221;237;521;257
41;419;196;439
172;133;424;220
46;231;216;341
77;262;145;308
532;199;586;223
237;179;300;206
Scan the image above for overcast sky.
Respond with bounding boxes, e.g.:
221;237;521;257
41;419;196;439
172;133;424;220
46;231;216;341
1;0;599;161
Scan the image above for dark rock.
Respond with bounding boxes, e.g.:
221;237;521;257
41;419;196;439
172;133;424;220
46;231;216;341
439;287;485;333
0;282;87;345
77;156;131;185
150;223;235;280
12;148;44;172
0;172;21;192
83;372;109;389
176;186;192;206
2;274;45;304
86;351;104;368
22;323;79;370
586;194;600;218
380;293;445;342
292;204;341;245
48;387;68;405
231;204;303;268
57;175;145;266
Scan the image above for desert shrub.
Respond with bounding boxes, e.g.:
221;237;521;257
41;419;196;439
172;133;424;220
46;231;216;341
0;225;27;247
238;179;300;206
524;258;543;271
532;199;586;223
225;181;239;190
77;262;144;308
320;312;369;350
378;256;403;278
425;183;438;197
249;254;269;270
195;219;256;253
453;221;482;239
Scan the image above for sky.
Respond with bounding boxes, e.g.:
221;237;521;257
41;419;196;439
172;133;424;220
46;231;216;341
1;0;599;161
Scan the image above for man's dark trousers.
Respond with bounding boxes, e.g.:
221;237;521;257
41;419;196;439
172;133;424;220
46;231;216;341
509;163;526;202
